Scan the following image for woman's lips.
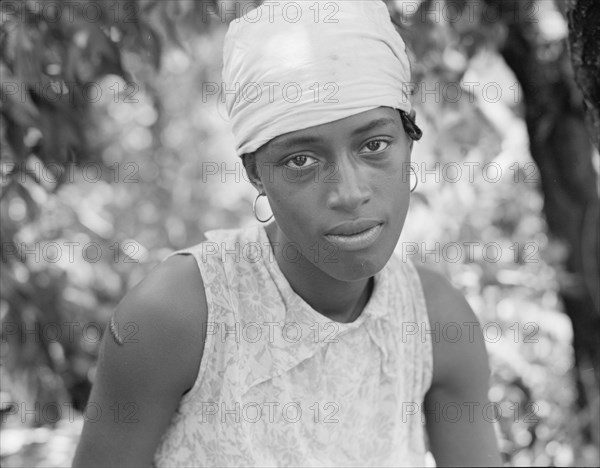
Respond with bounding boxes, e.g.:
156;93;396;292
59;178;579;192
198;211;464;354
324;223;384;251
326;219;383;236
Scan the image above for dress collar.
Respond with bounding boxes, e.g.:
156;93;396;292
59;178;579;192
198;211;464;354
203;223;401;393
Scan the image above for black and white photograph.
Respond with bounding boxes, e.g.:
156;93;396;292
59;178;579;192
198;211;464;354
0;0;599;466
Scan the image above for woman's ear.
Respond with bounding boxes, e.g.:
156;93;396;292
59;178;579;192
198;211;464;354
242;153;264;193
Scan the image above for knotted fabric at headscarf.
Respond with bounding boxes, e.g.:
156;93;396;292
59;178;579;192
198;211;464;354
222;0;413;157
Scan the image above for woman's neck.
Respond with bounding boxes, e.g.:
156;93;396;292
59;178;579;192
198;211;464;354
265;222;374;323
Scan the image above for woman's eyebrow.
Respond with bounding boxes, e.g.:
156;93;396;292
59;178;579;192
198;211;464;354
353;117;398;135
269;135;322;152
269;117;398;152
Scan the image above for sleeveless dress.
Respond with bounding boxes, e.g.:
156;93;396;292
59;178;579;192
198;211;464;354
152;223;433;467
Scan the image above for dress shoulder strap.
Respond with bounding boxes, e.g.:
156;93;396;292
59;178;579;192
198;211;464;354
388;253;434;395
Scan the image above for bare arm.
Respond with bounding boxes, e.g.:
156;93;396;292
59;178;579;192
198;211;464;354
72;254;207;467
417;265;502;467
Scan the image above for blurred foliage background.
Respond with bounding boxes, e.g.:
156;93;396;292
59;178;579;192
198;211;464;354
0;0;598;466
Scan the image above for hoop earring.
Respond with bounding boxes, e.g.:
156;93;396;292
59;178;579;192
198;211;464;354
410;166;418;193
253;193;274;223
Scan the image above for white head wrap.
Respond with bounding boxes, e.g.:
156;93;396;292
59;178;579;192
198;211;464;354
222;0;412;157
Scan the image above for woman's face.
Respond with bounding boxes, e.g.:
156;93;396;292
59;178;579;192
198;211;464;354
253;106;413;281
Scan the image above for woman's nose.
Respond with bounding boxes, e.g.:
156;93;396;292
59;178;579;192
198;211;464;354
325;159;372;212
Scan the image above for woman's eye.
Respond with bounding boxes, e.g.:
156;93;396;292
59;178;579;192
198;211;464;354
361;139;390;153
284;155;317;169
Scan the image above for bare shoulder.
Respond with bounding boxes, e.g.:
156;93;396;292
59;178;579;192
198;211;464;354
412;262;490;390
118;253;207;328
72;254;208;466
413;262;478;326
411;264;501;465
110;253;208;393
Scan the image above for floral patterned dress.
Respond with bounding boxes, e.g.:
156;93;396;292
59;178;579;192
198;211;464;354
153;223;433;467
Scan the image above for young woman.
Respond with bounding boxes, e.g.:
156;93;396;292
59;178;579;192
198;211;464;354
73;1;502;466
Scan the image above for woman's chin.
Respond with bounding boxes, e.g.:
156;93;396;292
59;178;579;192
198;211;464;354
319;252;389;282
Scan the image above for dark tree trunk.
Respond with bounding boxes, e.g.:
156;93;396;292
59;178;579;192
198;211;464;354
564;0;600;151
484;0;600;449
